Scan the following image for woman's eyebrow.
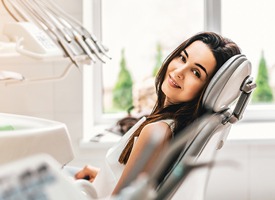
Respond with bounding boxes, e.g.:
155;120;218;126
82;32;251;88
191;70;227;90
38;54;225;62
183;49;188;57
195;63;208;77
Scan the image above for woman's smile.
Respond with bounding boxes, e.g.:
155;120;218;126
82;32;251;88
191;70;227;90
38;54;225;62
168;75;181;89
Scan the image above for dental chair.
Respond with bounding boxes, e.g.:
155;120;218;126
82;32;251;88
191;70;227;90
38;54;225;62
113;54;256;200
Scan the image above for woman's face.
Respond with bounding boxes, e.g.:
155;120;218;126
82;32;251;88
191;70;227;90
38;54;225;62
162;41;216;106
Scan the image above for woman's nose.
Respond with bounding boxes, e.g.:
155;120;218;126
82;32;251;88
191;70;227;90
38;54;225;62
174;67;186;80
176;72;183;79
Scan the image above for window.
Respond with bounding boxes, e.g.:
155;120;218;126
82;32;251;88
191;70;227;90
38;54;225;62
83;0;275;140
221;0;275;121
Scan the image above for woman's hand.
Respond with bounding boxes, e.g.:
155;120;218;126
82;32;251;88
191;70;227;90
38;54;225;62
74;165;100;182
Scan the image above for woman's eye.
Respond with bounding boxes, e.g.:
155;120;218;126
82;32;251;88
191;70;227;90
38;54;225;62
179;55;186;63
192;69;201;78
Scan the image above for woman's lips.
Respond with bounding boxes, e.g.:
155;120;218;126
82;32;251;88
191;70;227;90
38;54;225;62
168;75;181;88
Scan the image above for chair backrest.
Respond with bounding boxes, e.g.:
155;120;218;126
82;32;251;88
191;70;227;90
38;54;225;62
150;54;256;200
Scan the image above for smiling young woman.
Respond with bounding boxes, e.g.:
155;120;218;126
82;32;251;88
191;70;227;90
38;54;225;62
74;32;241;198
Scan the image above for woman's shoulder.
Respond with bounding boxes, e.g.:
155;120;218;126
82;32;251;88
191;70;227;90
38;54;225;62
141;120;173;140
147;119;175;132
145;120;173;129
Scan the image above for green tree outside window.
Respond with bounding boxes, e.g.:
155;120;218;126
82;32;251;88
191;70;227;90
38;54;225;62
113;49;133;111
252;51;273;103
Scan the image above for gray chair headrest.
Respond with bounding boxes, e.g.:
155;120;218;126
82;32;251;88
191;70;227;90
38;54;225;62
202;54;252;112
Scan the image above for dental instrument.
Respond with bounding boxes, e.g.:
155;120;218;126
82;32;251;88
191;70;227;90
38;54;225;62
1;0;109;67
39;0;111;60
2;0;81;67
40;7;99;63
16;0;83;67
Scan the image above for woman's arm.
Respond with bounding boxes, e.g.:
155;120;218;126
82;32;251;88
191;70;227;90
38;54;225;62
112;121;172;195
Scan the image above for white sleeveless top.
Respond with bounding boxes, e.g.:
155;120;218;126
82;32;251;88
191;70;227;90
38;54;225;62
92;117;175;198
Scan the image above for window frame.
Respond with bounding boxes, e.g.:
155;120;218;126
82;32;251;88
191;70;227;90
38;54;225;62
82;0;275;139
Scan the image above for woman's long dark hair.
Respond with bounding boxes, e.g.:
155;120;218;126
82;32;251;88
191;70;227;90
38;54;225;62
118;32;241;164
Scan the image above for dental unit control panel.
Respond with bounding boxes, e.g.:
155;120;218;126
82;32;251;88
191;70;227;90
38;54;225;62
3;22;63;59
0;154;89;200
